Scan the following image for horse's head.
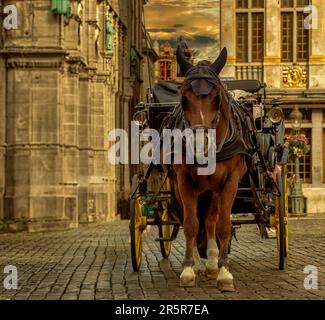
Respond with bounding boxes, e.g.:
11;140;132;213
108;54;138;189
177;46;229;129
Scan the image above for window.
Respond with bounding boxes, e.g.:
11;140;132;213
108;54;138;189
281;13;294;62
297;13;309;61
252;13;264;62
236;14;248;62
236;0;264;63
237;0;248;8
160;61;172;80
281;0;310;62
252;0;264;8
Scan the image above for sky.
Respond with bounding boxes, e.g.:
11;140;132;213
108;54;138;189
144;0;220;62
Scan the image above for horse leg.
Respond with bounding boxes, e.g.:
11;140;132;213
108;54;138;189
177;178;199;287
193;240;202;275
204;193;219;279
216;180;238;292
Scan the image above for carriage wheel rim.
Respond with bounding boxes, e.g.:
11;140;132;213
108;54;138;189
130;174;146;271
134;200;145;268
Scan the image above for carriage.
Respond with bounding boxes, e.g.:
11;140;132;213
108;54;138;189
129;75;289;280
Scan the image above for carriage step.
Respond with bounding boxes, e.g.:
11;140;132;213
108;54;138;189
231;213;257;225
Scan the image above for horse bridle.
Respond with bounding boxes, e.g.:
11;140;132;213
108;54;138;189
180;74;232;154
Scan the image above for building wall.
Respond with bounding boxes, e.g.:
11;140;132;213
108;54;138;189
220;0;325;214
0;0;146;230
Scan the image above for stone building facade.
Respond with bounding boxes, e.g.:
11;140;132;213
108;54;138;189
220;0;325;213
0;0;149;231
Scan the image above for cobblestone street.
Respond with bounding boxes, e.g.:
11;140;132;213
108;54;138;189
0;218;324;300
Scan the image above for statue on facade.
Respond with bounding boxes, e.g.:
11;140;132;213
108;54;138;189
105;13;115;56
130;46;138;76
76;1;84;47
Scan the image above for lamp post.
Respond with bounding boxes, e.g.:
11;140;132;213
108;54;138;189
289;107;306;216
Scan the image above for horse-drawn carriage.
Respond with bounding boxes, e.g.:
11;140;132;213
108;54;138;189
129;46;289;291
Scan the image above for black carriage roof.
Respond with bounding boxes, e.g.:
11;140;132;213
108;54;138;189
152;79;264;104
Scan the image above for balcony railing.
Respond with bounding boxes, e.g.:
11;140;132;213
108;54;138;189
236;64;263;82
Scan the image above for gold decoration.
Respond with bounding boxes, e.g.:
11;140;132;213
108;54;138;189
283;66;307;88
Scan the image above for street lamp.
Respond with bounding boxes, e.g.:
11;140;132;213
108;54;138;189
289;107;306;216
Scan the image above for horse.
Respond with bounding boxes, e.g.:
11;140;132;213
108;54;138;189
169;45;248;292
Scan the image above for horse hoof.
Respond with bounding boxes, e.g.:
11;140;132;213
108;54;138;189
180;277;196;287
180;267;196;287
217;279;236;292
205;268;219;280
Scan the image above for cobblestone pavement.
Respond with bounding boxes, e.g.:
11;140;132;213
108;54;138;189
0;218;324;300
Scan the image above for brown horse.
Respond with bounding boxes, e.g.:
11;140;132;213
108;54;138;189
171;46;247;291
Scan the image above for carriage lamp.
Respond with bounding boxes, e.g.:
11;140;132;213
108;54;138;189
289;107;306;216
133;110;148;127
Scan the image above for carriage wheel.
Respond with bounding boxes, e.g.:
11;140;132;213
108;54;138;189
130;175;147;272
276;166;289;270
159;177;179;259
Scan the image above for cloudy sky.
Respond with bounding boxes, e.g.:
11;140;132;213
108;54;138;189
144;0;220;62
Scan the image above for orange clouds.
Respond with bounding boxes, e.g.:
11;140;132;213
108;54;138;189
145;0;220;61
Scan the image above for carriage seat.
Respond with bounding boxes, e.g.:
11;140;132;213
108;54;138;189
222;79;265;93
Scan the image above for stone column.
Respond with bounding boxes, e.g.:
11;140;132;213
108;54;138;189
264;0;282;89
106;83;118;221
309;0;325;89
220;0;236;78
78;72;91;224
61;69;80;229
312;110;323;186
89;75;110;222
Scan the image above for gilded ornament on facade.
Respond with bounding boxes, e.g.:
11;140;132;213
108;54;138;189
282;66;307;88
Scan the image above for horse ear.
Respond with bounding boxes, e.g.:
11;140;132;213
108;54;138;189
211;47;228;75
176;45;193;76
